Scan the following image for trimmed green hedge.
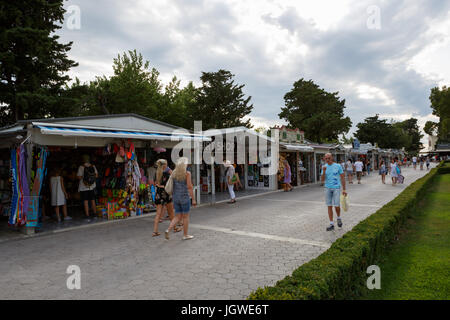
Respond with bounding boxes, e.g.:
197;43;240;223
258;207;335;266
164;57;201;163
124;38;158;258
248;163;445;300
437;160;450;174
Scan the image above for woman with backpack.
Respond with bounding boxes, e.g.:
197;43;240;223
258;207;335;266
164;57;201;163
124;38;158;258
77;155;98;220
165;157;196;240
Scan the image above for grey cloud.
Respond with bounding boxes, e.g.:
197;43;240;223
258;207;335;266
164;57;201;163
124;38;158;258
58;0;449;133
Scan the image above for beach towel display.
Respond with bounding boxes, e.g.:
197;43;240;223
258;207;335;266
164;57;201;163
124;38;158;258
8;144;31;227
9;148;19;226
26;147;48;228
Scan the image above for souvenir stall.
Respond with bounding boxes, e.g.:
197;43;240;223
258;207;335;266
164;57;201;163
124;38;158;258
202;127;278;198
311;144;332;183
279;143;314;186
0;114;209;234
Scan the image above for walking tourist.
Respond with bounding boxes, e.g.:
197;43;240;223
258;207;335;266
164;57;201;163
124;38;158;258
390;158;399;185
77;155;98;220
366;158;371;175
354;158;364;184
412;155;418;170
283;159;293;192
426;157;430;170
346;159;354;184
153;159;177;237
321;153;347;232
420;157;424;170
165;157;196;241
379;160;387;184
225;160;237;204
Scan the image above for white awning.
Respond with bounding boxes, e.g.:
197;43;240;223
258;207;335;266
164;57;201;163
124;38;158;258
35;124;211;142
283;144;314;152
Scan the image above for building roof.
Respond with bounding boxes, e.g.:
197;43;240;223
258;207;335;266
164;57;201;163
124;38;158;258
13;113;182;130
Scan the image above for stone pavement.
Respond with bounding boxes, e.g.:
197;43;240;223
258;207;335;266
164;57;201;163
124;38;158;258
0;166;434;300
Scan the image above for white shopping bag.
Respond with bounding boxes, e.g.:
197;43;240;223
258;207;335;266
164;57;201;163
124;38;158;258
340;193;349;212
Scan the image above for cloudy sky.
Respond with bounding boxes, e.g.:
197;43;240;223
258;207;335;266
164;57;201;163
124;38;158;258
58;0;450;138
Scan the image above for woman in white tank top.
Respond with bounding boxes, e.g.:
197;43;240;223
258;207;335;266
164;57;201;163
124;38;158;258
50;167;71;222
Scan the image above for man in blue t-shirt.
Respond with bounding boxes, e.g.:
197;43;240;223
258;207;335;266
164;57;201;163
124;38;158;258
321;153;347;231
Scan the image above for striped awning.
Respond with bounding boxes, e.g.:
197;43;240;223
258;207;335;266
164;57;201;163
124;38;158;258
282;144;314;152
35;124;210;142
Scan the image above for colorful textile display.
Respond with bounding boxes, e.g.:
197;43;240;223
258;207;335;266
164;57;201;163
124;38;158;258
9;148;19;226
26;147;48;228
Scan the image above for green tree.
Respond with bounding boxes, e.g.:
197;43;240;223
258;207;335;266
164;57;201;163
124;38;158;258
192;69;254;130
109;50;163;117
429;86;450;142
77;50;165;118
355;115;411;149
393;118;423;154
424;121;438;136
0;0;77;125
355;115;391;146
279;79;352;143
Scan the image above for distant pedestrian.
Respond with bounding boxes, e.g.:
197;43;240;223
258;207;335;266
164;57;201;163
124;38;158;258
354;158;364;184
379;160;386;184
345;159;354;184
366;158;371;176
412;156;417;170
165;157;196;241
420;158;424;170
283;159;293;192
234;164;244;191
225;160;236;204
390;158;399;185
321;153;347;232
426;157;430;170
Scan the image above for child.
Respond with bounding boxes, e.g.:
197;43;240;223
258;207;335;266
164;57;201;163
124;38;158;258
50;167;71;222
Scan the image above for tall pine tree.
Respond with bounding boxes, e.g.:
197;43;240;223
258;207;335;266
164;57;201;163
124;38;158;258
0;0;77;125
192;69;253;130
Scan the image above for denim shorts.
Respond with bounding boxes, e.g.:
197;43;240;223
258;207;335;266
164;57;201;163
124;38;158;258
173;200;191;214
325;188;341;207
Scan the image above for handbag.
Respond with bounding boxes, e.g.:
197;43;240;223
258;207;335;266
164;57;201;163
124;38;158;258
165;174;174;196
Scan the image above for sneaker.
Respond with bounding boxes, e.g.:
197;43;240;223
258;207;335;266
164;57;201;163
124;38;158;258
64;216;73;221
337;219;343;228
182;235;194;240
326;225;335;232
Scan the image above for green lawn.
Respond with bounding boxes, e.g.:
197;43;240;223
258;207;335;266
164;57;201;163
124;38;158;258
362;173;450;300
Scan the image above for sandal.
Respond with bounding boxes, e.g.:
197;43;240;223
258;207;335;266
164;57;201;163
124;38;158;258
174;226;182;233
152;232;161;237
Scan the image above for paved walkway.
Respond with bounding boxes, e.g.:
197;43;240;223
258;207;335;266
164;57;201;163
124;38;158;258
0;166;433;300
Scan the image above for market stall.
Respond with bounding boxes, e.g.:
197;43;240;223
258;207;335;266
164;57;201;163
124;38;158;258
0;114;209;233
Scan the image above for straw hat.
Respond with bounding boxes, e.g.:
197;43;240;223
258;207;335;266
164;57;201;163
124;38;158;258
224;160;233;168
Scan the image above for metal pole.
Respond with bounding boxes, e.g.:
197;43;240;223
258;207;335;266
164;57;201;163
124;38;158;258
210;156;215;205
